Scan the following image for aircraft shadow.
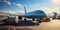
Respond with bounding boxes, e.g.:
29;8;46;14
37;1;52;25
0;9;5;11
17;20;39;26
0;20;39;26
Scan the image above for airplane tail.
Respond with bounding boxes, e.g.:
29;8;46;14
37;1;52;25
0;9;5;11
24;6;27;13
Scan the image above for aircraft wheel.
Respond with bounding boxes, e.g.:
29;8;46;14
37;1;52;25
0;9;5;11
38;21;42;23
32;18;35;21
24;18;27;21
36;19;42;23
37;20;42;23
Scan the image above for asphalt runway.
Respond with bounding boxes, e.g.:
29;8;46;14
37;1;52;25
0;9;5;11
0;20;60;30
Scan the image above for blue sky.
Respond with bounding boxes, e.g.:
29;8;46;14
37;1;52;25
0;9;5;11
0;0;48;10
0;0;60;14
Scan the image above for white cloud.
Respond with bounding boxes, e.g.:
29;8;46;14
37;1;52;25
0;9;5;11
4;0;11;5
41;7;60;14
16;4;22;7
0;10;23;14
34;4;40;7
29;4;40;7
41;7;51;14
4;0;7;2
4;0;23;6
51;0;60;5
7;1;11;5
12;2;23;7
27;4;41;12
19;10;25;13
7;10;23;14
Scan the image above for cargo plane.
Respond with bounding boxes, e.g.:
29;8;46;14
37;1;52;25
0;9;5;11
18;6;50;23
0;6;50;25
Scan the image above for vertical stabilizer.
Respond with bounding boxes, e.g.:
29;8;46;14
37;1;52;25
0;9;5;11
24;6;27;13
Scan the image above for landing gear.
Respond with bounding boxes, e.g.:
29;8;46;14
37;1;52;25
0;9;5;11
24;18;27;21
32;18;35;21
36;19;42;23
37;20;42;23
24;17;27;21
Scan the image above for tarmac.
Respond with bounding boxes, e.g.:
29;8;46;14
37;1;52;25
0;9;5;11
0;19;60;30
